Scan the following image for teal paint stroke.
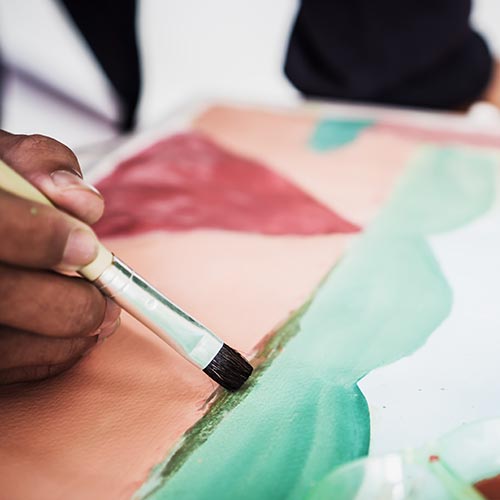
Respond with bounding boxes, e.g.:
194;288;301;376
310;118;375;151
142;147;496;500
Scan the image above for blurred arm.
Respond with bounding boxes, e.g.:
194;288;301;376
285;0;493;109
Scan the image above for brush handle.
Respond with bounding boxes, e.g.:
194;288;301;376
0;159;223;367
0;161;250;387
0;160;112;280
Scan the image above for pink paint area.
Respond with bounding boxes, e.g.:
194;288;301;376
375;122;500;149
0;230;348;499
93;132;359;238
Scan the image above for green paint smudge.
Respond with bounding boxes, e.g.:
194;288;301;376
378;147;496;235
140;147;496;500
310;118;375;151
135;301;312;499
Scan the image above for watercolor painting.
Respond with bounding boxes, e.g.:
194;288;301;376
0;103;499;500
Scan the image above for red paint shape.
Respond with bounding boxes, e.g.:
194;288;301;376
94;132;359;238
428;455;440;463
474;474;500;500
376;122;500;149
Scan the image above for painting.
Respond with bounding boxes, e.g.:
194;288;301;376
0;102;499;499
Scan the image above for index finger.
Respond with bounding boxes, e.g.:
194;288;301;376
0;131;104;225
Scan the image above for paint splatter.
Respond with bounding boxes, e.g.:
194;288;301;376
94;133;359;238
310;118;375;151
139;147;496;499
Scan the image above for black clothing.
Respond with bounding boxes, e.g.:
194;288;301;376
285;0;493;109
1;2;493;130
60;0;141;130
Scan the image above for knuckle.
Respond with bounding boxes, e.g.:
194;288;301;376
27;207;70;268
8;134;52;158
61;337;96;361
0;341;90;385
25;364;59;382
20;133;49;147
0;364;59;385
19;133;61;152
2;133;80;175
0;265;16;299
64;285;106;336
38;363;67;380
26;134;78;165
23;362;75;382
0;190;69;268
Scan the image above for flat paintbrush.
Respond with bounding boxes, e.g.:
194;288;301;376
0;160;253;391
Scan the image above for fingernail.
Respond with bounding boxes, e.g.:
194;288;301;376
97;317;121;342
92;299;121;338
51;170;102;197
62;228;99;270
105;299;122;323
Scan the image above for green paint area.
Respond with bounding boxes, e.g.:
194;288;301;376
310;118;375;150
141;147;496;500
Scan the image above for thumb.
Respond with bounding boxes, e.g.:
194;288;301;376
0;130;104;225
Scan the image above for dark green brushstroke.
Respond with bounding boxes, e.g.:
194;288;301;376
310;118;375;151
139;146;496;500
140;300;312;493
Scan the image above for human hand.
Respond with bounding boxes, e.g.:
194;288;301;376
483;60;500;109
0;131;120;384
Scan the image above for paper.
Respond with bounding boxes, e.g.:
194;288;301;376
0;103;498;500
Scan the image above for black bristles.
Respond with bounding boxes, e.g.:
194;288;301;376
203;343;253;391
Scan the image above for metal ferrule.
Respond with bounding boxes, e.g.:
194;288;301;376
94;256;223;369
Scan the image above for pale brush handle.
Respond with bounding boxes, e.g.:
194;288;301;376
0;160;112;281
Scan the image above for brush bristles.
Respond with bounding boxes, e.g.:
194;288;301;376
203;343;253;391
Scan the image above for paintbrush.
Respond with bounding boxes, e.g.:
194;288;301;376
0;160;253;390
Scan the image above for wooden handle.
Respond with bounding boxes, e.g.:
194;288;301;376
0;159;113;281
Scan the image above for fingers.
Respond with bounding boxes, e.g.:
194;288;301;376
0;326;97;370
0;264;121;338
0;326;98;384
0;361;81;385
0;189;99;271
0;131;104;224
0;130;122;386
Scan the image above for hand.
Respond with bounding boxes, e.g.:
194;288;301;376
0;131;120;384
483;60;500;109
